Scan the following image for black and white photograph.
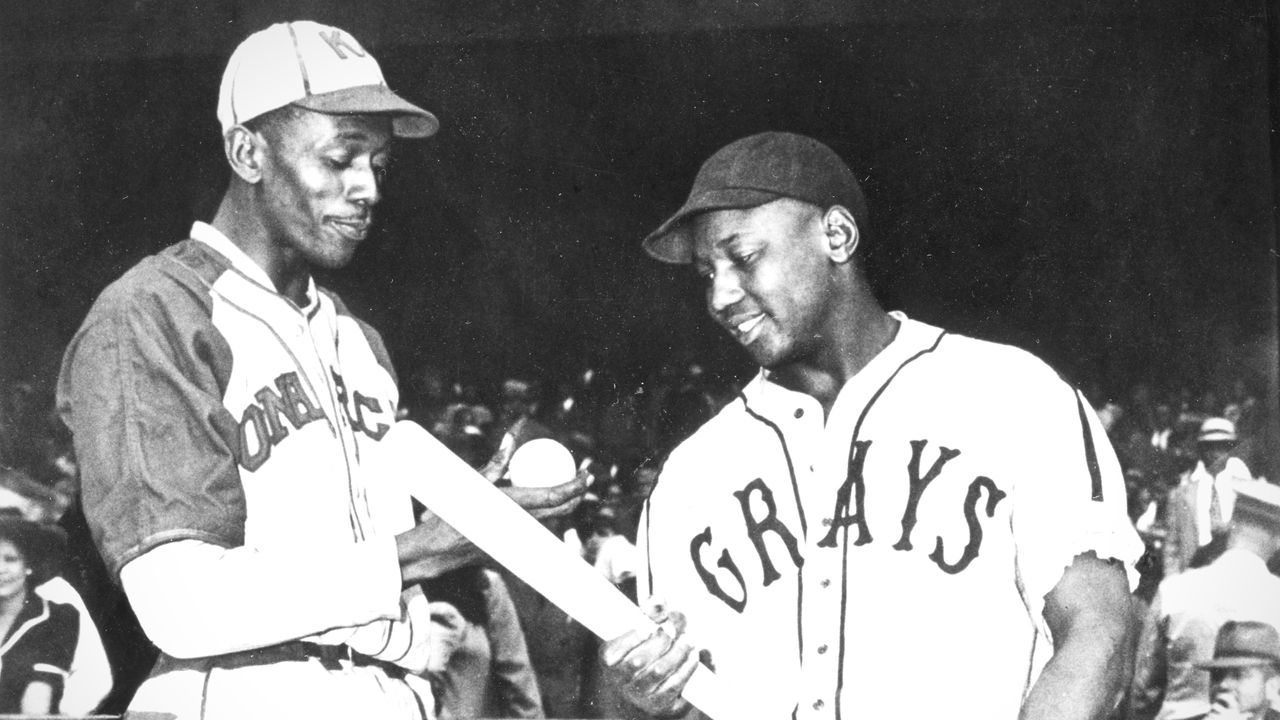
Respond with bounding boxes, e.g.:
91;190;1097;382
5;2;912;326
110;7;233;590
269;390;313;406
2;2;1279;719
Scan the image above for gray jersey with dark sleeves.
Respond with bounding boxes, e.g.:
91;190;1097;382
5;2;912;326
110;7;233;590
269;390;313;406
58;233;409;579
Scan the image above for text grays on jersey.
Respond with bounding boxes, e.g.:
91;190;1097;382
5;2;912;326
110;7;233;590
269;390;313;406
690;437;1010;613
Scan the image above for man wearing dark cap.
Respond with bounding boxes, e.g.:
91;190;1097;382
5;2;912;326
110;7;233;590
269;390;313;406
56;20;583;720
1191;621;1280;720
601;132;1142;719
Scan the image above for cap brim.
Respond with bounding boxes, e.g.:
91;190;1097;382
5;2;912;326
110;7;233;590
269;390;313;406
1198;434;1238;444
642;188;784;264
1196;656;1280;670
296;85;439;139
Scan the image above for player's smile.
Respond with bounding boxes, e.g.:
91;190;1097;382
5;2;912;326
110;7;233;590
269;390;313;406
727;312;767;344
692;199;836;370
327;214;372;243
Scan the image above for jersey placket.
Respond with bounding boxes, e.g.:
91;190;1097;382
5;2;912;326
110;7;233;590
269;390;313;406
766;390;840;720
299;304;373;542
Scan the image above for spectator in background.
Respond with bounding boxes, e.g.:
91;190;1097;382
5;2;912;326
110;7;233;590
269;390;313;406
649;363;721;459
500;504;595;718
1190;621;1280;720
497;378;554;446
1130;482;1280;720
0;516;96;715
1164;418;1256;575
583;505;638;597
1226;400;1269;484
421;566;543;719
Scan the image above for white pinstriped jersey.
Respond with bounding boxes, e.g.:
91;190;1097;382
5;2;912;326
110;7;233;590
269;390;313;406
639;313;1142;720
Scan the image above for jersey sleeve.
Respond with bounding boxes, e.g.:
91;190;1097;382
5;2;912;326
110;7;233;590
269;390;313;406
57;270;246;580
1009;379;1143;627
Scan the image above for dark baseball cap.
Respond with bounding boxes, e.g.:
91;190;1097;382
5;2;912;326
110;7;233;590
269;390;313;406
642;132;868;264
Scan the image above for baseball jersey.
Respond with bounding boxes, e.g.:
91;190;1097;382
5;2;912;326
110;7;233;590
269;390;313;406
638;312;1142;720
57;222;430;719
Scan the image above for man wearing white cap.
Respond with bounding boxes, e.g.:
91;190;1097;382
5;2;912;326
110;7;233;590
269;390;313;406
1164;417;1256;575
56;20;584;720
1131;481;1280;720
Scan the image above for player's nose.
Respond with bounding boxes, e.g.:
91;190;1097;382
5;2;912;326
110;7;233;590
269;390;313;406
707;269;745;314
347;162;382;208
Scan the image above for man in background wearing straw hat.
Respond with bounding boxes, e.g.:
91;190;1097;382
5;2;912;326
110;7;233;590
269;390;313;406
1131;481;1280;720
1164;417;1257;576
57;20;584;720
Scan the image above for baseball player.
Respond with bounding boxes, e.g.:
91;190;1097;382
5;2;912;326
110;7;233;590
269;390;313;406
601;132;1144;720
56;21;583;720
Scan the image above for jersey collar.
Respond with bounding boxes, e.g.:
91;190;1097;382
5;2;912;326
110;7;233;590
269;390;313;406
745;311;945;417
190;221;320;312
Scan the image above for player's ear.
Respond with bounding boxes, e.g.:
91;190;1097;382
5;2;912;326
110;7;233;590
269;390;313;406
224;126;266;184
823;205;859;263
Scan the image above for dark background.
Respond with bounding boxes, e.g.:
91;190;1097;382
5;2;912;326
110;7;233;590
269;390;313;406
2;0;1277;435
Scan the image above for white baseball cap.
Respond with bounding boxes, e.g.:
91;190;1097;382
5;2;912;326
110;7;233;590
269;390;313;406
217;21;438;139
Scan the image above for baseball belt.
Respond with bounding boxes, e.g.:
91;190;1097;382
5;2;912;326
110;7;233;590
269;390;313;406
219;640;409;679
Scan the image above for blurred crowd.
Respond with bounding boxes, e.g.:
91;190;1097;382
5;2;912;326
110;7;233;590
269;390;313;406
2;365;1278;718
1092;378;1277;596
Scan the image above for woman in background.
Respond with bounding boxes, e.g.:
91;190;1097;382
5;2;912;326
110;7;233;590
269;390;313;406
0;516;80;714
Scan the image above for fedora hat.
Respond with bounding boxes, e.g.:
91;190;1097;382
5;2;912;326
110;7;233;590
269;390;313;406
1195;620;1280;670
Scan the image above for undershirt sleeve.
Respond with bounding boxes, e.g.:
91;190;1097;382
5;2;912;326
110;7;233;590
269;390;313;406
120;537;403;659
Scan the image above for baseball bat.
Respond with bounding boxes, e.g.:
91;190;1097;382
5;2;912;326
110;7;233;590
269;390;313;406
385;421;742;719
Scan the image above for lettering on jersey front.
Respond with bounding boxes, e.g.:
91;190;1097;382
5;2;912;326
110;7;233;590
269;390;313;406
690;528;748;612
817;440;873;548
688;439;1009;611
733;478;804;585
929;476;1006;574
332;370;390;440
238;372;327;470
893;440;962;551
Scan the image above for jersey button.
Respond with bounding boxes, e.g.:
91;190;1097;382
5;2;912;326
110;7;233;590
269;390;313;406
812;699;825;710
820;579;831;588
817;644;828;654
794;408;804;418
821;517;832;527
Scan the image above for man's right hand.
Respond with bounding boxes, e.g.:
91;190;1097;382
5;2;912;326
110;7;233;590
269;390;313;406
397;468;588;582
600;600;700;719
